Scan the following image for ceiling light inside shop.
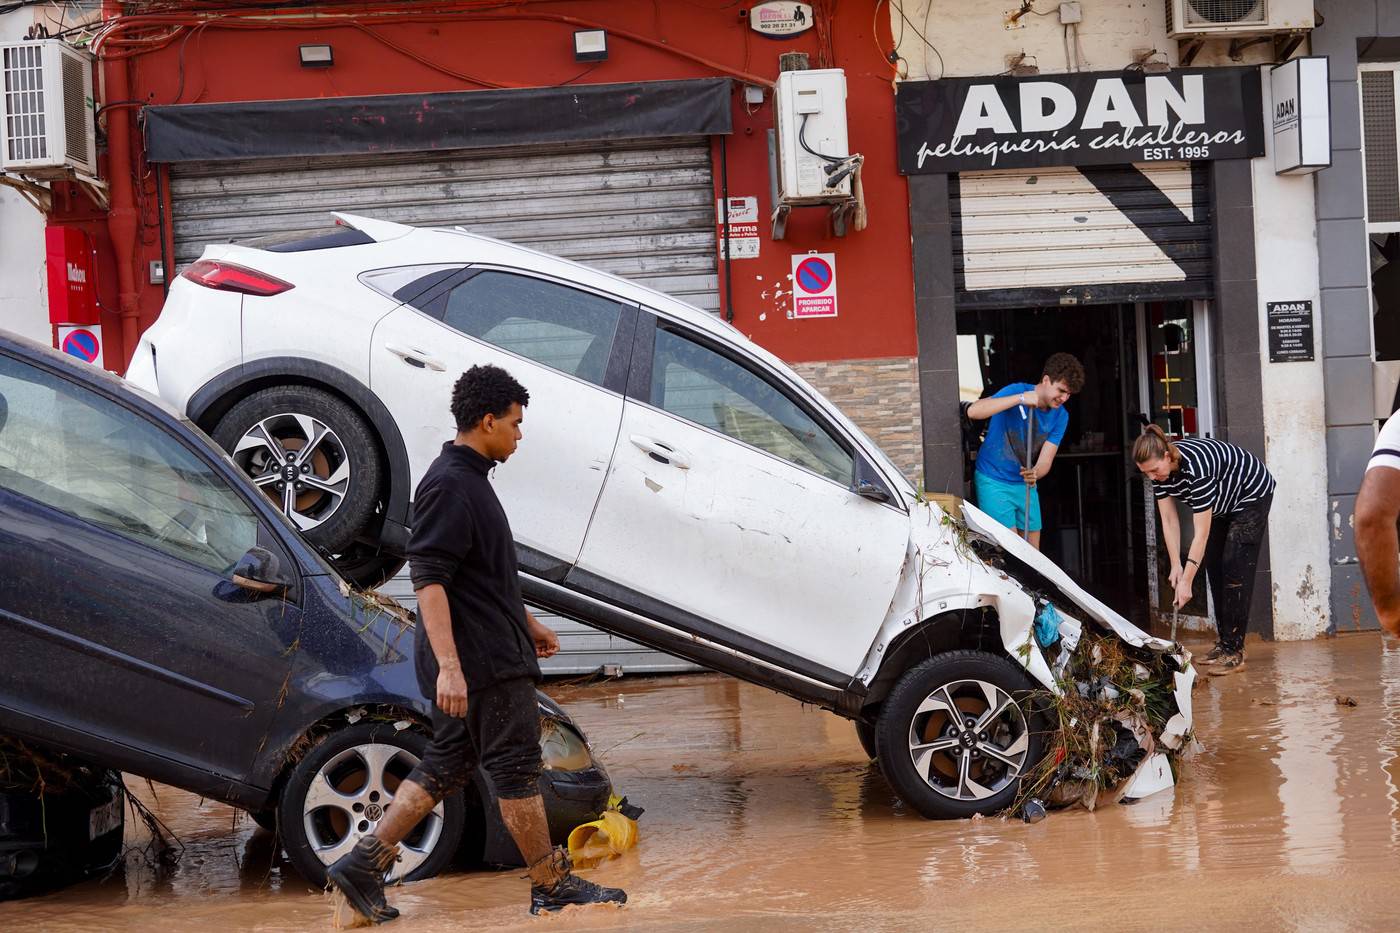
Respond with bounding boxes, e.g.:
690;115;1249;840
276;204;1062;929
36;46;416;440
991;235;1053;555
574;30;608;62
299;44;334;67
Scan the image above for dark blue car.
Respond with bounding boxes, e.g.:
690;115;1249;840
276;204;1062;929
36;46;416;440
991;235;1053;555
0;330;610;888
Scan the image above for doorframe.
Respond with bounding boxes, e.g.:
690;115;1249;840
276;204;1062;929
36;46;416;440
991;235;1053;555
1134;299;1218;631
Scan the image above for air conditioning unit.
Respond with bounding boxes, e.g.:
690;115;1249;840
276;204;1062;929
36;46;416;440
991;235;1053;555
0;39;97;178
774;68;853;202
1166;0;1313;38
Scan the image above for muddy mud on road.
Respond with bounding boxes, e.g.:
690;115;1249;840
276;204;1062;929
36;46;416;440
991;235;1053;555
9;633;1400;931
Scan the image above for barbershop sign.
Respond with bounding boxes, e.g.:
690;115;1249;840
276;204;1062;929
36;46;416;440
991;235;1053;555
896;67;1265;174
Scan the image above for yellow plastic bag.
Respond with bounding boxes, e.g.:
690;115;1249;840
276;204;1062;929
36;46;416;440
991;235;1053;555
567;799;639;868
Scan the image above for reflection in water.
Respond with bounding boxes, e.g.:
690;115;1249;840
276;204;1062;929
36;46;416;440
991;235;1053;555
10;634;1400;930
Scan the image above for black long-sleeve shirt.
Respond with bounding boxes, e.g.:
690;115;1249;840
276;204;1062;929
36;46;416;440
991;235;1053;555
407;441;541;694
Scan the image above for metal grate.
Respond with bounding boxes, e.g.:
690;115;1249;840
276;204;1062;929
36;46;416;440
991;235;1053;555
60;52;86;165
2;44;47;163
1363;72;1400;224
1182;0;1267;25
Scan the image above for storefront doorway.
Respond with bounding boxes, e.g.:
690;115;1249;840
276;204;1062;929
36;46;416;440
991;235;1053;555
957;299;1215;625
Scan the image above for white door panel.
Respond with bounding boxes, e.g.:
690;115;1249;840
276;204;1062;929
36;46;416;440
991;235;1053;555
369;306;622;563
577;401;908;677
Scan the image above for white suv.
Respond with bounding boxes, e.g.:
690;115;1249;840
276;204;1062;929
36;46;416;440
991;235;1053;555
127;214;1193;818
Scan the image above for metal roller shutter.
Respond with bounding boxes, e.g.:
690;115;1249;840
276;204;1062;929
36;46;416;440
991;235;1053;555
169;137;713;675
168;136;720;312
952;162;1212;307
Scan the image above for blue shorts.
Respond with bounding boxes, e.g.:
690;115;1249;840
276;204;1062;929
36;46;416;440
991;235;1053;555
975;471;1042;533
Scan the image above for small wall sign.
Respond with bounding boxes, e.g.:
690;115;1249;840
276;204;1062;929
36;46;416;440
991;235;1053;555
791;252;838;318
750;2;814;38
717;196;761;259
1270;57;1331;175
1267;300;1315;362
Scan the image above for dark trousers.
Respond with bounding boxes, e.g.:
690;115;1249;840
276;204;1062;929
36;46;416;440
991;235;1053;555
1200;493;1272;653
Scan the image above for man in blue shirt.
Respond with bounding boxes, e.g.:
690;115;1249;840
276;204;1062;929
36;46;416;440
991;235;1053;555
967;353;1085;550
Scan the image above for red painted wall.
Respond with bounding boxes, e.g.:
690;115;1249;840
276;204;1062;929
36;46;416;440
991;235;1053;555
77;1;914;366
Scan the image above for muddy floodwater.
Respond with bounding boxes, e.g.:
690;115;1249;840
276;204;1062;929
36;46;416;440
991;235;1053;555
10;633;1400;930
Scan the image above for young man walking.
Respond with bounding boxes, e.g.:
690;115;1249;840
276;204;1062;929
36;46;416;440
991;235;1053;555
328;364;627;923
967;352;1085;549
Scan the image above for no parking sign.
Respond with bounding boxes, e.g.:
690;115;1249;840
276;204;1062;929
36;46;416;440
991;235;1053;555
58;325;104;367
791;253;838;319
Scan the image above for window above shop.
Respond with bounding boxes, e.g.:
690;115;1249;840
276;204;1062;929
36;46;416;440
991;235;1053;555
1361;64;1400;228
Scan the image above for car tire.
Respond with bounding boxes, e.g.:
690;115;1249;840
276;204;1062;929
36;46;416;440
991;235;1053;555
213;386;383;555
277;722;465;888
333;542;407;591
854;719;878;760
875;650;1045;820
247;808;277;833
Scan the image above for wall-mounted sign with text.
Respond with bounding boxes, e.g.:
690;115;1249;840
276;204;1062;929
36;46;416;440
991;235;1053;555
896;67;1265;174
1270;57;1331;175
749;1;814;38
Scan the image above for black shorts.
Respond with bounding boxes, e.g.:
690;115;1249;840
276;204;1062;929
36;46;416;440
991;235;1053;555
406;676;543;801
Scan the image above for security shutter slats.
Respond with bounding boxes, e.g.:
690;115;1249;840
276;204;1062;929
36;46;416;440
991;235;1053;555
170;136;721;312
953;162;1212;303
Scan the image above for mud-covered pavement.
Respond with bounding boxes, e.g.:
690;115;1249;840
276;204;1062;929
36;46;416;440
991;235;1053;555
9;632;1400;931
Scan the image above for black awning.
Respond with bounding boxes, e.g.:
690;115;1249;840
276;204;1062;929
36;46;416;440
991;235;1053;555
145;77;732;163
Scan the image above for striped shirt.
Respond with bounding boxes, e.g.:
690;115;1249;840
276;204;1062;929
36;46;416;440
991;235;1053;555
1367;412;1400;473
1151;436;1275;515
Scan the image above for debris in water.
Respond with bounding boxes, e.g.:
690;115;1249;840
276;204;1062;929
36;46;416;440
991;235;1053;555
1335;694;1359;707
567;794;642;868
1020;799;1047;823
1013;624;1194;814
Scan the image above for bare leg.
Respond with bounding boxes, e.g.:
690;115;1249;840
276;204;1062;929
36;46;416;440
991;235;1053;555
375;779;438;846
498;795;564;886
1028;530;1042;550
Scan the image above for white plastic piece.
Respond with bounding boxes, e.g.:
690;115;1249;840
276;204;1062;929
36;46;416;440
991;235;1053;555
330;211;415;243
1058;2;1082;24
1120;752;1175;801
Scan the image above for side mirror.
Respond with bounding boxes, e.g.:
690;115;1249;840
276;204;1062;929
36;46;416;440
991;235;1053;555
852;458;893;504
231;546;291;596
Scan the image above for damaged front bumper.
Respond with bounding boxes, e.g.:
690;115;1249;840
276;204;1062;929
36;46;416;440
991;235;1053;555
958;501;1197;806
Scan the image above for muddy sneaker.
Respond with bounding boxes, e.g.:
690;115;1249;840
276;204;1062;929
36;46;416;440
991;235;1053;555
1201;644;1228;664
327;836;400;924
1207;652;1246;676
530;874;628;915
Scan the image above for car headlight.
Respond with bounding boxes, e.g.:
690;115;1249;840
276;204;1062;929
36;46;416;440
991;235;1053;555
540;718;594;772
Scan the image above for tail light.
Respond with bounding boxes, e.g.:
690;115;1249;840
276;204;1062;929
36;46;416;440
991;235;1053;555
181;259;294;296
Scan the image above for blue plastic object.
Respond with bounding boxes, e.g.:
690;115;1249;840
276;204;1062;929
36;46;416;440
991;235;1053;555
1034;603;1062;648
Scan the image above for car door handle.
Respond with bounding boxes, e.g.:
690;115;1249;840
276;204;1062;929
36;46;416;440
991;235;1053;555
384;344;446;371
630;434;690;470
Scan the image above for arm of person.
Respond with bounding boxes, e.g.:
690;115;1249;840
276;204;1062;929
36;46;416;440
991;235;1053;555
1357;466;1400;636
407;484;474;717
418;583;468;717
524;608;560;659
966;387;1035;421
1157;496;1182;588
1023;440;1059;484
1174;509;1213;609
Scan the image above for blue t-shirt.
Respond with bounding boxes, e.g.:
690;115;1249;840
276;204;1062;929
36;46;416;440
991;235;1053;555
974;382;1068;484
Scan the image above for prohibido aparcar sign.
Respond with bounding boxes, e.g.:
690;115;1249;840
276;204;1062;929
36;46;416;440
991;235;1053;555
896;67;1265;174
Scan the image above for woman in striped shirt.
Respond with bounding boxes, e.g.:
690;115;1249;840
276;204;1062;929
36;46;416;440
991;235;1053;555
1133;425;1275;674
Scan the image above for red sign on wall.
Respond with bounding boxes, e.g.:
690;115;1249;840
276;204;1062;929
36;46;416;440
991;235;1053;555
46;226;98;326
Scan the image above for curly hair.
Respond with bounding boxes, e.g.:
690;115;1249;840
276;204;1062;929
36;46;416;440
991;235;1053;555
450;364;530;432
1042;352;1085;393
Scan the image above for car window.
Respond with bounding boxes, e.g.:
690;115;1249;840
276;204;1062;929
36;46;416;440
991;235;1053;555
438;271;622;387
650;327;853;484
0;354;259;574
